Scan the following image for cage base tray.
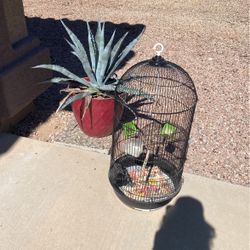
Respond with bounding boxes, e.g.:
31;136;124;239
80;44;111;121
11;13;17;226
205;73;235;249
109;155;182;210
112;187;174;210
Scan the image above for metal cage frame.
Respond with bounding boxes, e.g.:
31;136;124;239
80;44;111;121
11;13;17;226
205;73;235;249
109;56;198;210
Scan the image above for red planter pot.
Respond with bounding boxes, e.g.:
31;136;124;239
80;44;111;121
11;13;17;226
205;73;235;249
71;96;123;138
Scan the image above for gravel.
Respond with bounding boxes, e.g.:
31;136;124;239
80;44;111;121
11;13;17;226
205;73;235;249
50;117;112;151
11;0;249;186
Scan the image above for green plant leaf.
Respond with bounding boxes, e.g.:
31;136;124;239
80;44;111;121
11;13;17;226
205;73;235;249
86;22;97;73
95;22;105;52
95;29;116;86
116;85;154;101
104;27;145;84
65;38;76;51
38;77;72;84
95;22;102;47
98;84;116;91
107;32;128;72
95;22;106;85
117;27;145;58
81;95;92;120
33;64;89;86
61;20;98;87
57;91;92;111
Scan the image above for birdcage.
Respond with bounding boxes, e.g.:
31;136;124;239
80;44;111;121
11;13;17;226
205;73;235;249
109;44;198;210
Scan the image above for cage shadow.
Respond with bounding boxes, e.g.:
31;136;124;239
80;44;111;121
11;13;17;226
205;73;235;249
118;97;157;124
11;17;145;137
153;196;215;250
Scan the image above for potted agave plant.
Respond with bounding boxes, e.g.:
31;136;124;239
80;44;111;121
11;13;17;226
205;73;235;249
34;21;145;137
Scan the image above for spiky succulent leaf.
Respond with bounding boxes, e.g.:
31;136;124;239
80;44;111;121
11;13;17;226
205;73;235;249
81;95;92;120
95;30;116;86
107;32;128;71
65;38;76;52
33;64;89;86
61;21;98;87
98;84;116;91
95;22;106;85
34;20;148;112
86;22;97;72
39;77;72;85
117;27;145;58
57;92;92;111
104;27;145;84
95;22;104;52
116;85;154;101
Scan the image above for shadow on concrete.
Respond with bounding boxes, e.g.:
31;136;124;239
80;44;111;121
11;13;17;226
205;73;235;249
153;196;215;250
0;133;18;155
10;17;145;137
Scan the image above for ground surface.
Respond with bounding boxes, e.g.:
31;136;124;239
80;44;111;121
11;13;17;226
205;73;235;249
11;0;249;186
0;134;249;250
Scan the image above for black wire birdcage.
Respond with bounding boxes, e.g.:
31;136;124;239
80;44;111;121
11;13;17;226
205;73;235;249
109;46;198;210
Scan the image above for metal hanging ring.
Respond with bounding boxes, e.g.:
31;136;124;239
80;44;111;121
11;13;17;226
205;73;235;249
153;43;164;56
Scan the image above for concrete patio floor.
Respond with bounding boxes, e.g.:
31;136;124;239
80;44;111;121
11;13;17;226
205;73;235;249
0;133;249;250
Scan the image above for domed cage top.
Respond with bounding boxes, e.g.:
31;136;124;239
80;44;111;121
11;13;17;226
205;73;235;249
109;55;198;210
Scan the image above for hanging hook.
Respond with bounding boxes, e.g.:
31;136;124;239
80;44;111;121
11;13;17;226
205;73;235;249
153;43;164;56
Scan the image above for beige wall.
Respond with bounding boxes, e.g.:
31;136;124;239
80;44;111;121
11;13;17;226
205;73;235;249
1;0;28;44
0;0;51;131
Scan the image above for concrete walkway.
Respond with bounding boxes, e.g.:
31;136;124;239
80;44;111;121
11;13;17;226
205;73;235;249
0;133;249;250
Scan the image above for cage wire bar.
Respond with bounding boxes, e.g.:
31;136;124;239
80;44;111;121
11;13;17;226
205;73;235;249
109;53;198;210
